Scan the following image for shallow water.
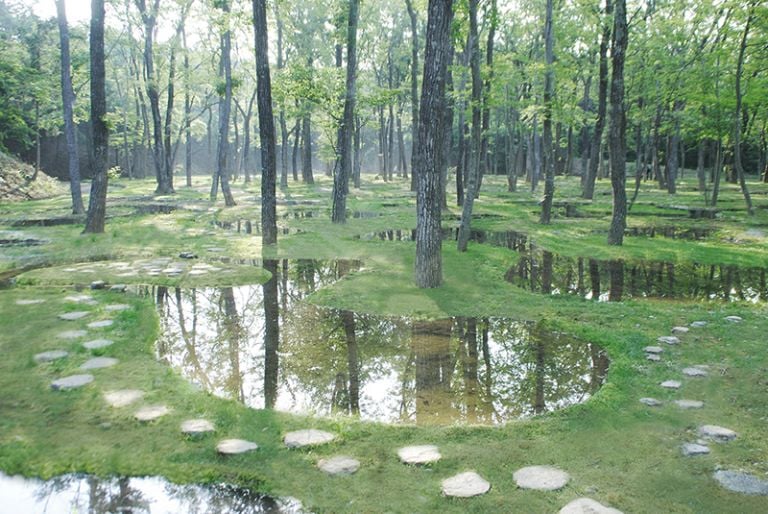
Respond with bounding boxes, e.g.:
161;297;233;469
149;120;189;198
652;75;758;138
0;472;302;514
150;260;607;425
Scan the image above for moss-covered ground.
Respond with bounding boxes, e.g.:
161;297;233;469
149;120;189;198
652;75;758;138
0;173;766;512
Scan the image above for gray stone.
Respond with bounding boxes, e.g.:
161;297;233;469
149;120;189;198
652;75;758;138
681;443;710;456
162;267;184;275
513;465;570;491
698;425;737;442
109;284;127;292
682;367;708;377
284;429;336;448
639;397;662;407
64;294;94;303
80;357;119;370
34;350;68;363
104;389;144;408
87;319;114;329
643;346;664;354
660;380;682;389
646;354;662;362
51;374;94;390
441;471;491;498
674;399;704;409
671;326;690;334
83;339;114;350
90;280;107;290
317;456;360;475
181;419;215;435
658;336;680;345
188;269;208;276
135;405;171;422
57;330;87;339
397;445;441;465
105;304;130;312
58;311;90;321
559;498;623;514
690;321;707;328
16;299;45;305
724;316;743;323
713;470;768;495
217;439;258;454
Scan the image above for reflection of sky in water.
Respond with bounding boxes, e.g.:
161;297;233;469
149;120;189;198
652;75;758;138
0;472;301;514
151;261;608;426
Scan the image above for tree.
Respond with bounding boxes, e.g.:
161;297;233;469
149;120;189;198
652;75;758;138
55;0;84;214
414;0;454;288
732;2;755;216
405;0;419;192
331;0;360;224
253;0;277;244
211;0;236;207
539;0;555;223
83;0;109;234
607;0;627;246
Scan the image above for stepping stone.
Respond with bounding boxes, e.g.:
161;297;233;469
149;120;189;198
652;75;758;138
189;270;208;276
83;339;114;350
58;311;90;321
80;357;119;370
34;350;68;363
104;389;144;408
660;380;682;389
639;398;662;407
179;251;198;259
135;405;171;422
713;470;768;495
441;471;491;498
317;456;360;476
646;354;661;362
559;498;624;514
681;443;710;456
671;326;689;334
217;439;258;455
698;425;737;442
57;330;87;339
16;299;45;305
284;429;336;448
87;319;114;329
65;294;96;304
109;284;127;292
51;374;94;390
90;280;107;290
397;445;441;465
105;304;130;312
181;419;215;436
674;399;704;409
682;367;707;377
690;321;707;328
724;316;743;323
644;346;664;354
162;268;184;274
658;336;680;345
513;465;570;491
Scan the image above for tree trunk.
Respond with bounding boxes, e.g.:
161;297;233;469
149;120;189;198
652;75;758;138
478;0;497;196
302;111;314;184
212;0;236;206
262;260;280;408
666;100;684;194
274;2;288;189
83;0;108;234
733;6;755;215
415;0;454;288
55;0;84;214
405;0;419;192
607;0;627;246
539;0;555;224
182;19;192;187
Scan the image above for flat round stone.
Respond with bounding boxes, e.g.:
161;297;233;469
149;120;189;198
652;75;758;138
284;429;336;448
57;330;87;339
58;311;90;321
188;269;208;276
643;346;664;354
109;284;127;292
87;319;114;329
646;354;661;362
397;445;441;465
681;443;710;456
80;357;119;370
105;304;130;312
660;380;682;389
317;456;360;475
639;397;662;407
674;399;704;409
34;350;68;363
513;465;570;491
559;498;624;514
441;471;491;498
217;438;258;454
51;374;94;390
104;389;144;408
698;425;737;442
135;405;171;422
65;294;95;304
16;299;45;305
690;321;707;328
90;280;107;290
671;326;689;334
724;316;742;323
181;419;215;435
83;339;114;350
658;336;680;345
682;367;707;377
713;470;768;495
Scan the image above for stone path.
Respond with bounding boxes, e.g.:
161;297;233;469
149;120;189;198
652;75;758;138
397;445;441;465
441;471;490;498
284;429;336;448
513;465;570;491
317;456;360;476
181;419;215;436
135;405;171;422
559;498;623;514
217;439;258;454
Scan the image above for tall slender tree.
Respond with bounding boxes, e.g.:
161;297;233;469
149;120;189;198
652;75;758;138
732;3;755;216
539;0;556;223
405;0;419;192
211;0;236;206
607;0;628;245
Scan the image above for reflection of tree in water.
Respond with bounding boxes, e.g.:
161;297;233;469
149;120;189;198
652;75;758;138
33;474;149;513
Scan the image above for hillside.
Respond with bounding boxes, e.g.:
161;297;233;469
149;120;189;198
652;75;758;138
0;152;67;202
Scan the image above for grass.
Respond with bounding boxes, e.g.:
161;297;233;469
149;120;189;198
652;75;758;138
0;172;767;512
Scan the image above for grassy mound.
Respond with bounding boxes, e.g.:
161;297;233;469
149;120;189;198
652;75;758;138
0;152;66;202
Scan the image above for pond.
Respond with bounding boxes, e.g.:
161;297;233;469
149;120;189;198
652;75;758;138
149;259;607;425
0;472;303;513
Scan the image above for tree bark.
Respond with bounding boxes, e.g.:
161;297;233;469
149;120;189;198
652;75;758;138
405;0;419;192
733;6;754;215
539;0;556;224
607;0;628;246
212;0;236;206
